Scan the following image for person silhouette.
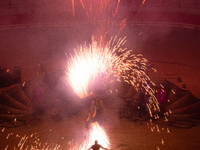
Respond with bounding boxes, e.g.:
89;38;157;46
87;140;107;150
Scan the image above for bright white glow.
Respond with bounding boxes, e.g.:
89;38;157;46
79;122;110;150
67;35;160;116
66;36;117;99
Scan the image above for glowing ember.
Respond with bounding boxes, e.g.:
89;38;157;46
142;0;146;5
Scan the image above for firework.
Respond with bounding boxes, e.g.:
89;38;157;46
72;0;120;18
66;36;112;99
71;0;126;34
66;35;127;98
70;122;110;150
66;35;160;115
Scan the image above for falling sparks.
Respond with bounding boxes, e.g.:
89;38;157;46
14;118;17;125
161;139;164;146
6;133;11;139
167;128;170;133
113;0;121;17
2;132;61;150
5;145;9;150
2;127;5;132
164;116;168;122
156;125;160;132
141;0;146;6
171;90;175;94
72;0;75;16
72;0;121;19
71;0;126;33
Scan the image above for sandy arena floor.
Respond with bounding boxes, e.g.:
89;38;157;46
1;107;200;150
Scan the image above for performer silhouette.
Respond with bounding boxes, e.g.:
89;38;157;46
87;140;107;150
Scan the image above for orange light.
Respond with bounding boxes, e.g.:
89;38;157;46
79;122;110;150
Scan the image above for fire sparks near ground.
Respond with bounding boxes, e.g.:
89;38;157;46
2;131;61;150
74;122;110;150
87;122;110;149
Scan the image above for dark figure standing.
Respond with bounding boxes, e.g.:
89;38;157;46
87;140;107;150
86;95;103;128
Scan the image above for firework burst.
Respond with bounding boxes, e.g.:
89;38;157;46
74;122;110;150
66;35;160;115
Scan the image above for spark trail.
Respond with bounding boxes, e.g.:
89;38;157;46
71;0;126;34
